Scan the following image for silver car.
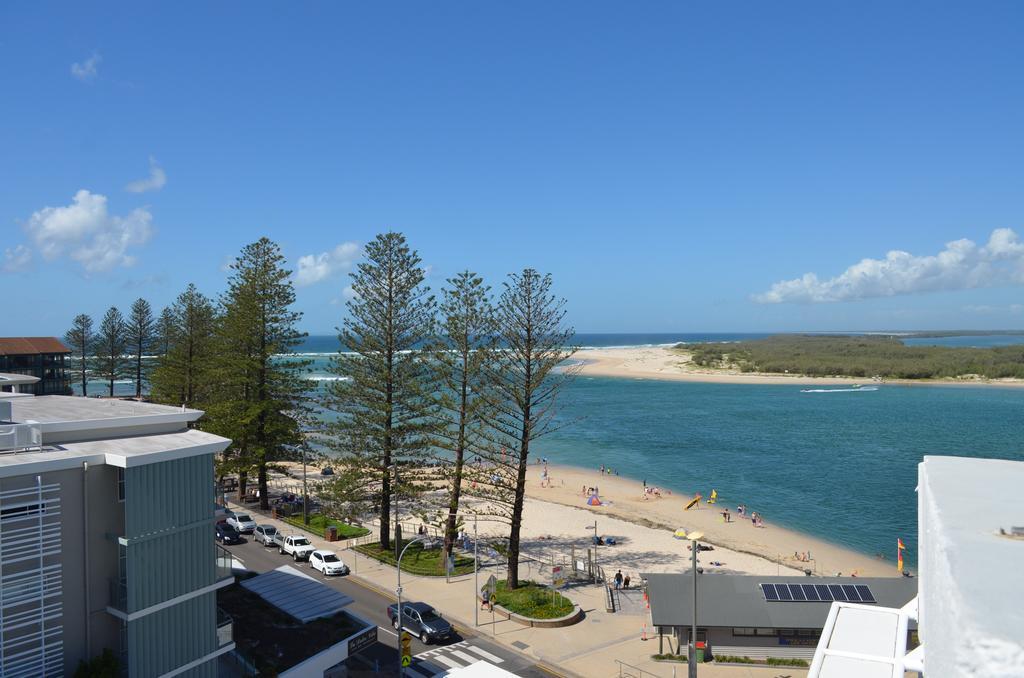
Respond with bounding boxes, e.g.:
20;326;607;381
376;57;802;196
253;524;278;546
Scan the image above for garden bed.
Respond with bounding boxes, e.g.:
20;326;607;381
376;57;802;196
282;513;370;539
354;539;475;576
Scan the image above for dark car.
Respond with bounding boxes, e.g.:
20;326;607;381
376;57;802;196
321;467;334;476
387;602;453;644
215;522;243;545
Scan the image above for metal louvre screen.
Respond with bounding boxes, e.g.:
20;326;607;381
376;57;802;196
760;582;875;604
0;480;64;677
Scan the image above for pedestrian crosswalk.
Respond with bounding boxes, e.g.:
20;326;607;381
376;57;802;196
406;640;506;677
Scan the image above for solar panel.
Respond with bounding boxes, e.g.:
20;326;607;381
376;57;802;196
759;582;875;603
855;585;876;603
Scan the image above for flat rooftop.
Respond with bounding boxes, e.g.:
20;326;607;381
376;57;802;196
0;429;230;477
8;395;203;425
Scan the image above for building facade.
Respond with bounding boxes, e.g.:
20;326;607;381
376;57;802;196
0;387;233;677
0;338;71;396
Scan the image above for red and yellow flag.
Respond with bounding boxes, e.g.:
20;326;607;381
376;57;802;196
897;538;906;573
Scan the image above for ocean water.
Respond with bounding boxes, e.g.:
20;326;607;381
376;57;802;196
537;377;1024;564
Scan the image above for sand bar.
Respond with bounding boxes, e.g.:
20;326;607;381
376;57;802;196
574;345;1024;387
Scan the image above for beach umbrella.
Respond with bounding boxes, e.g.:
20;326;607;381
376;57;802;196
673;528;687;539
586;494;602;506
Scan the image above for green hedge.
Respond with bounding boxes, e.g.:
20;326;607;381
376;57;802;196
491;580;573;620
354;539;475;576
713;655;809;667
282;513;370;539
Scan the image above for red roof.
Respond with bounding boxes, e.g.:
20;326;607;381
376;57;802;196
0;337;72;356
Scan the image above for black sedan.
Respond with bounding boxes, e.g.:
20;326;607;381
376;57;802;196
215;521;243;545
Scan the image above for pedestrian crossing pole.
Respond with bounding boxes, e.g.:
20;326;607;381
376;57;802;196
474;516;479;627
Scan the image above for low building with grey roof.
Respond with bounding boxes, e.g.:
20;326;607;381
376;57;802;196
642;572;916;661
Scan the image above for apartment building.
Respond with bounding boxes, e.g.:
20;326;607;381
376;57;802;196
0;338;71;396
0;374;234;677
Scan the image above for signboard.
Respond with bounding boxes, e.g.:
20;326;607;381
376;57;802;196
485;574;497;596
575;559;586;573
552;565;565;588
347;625;377;656
401;631;412;666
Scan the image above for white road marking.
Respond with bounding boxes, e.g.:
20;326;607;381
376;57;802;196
465;645;504;663
378;626;398;638
431;654;463;669
450;650;479;665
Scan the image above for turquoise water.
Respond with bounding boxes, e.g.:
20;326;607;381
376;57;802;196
537;377;1024;564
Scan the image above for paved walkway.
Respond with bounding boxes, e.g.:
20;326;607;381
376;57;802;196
226;502;808;678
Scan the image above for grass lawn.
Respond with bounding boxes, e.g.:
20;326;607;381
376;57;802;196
354;539;475;576
282;513;370;539
492;580;574;619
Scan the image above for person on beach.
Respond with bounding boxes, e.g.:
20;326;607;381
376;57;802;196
623;574;631;589
614;570;623;589
722;508;731;523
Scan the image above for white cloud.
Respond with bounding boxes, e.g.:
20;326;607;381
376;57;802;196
294;242;360;286
2;245;31;273
754;229;1024;303
963;304;1024;314
24;190;154;273
125;156;167;193
342;285;358;300
71;52;101;82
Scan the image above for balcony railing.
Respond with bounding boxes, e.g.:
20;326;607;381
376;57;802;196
109;577;128;613
217;607;234;648
0;422;42;454
216;544;234;582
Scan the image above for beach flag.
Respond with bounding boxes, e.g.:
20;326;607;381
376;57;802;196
708;489;718;505
897;538;906;573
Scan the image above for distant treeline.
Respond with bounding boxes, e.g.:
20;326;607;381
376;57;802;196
684;335;1024;379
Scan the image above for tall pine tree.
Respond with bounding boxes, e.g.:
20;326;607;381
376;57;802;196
324;232;437;551
94;307;129;397
206;238;310;509
431;271;500;564
127;298;155;399
150;284;217;407
64;313;94;396
486;269;577;589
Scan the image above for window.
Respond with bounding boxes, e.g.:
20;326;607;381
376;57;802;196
117;468;125;502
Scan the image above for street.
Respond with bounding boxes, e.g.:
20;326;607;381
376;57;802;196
220;535;555;677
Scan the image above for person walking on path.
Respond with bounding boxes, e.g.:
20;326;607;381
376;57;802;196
614;570;623;590
623;573;631;589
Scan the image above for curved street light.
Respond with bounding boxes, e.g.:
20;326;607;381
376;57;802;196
396;534;427;676
686;530;704;678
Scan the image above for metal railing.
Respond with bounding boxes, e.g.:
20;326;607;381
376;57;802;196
109;576;128;612
0;422;42;454
215;544;234;581
615;659;662;678
216;607;234;648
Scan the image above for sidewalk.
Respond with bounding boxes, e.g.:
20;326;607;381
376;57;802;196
225;502;807;678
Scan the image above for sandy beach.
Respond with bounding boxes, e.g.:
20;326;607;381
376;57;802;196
278;459;897;580
523;462;896;578
574;345;1024;387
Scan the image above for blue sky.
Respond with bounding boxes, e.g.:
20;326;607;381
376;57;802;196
3;2;1024;335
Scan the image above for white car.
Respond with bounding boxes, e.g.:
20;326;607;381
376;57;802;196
253;524;278;546
227;512;257;534
310;550;349;576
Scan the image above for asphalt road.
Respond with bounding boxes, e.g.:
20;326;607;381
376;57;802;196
220;535;556;677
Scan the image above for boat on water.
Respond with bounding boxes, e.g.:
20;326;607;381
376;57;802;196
801;384;880;393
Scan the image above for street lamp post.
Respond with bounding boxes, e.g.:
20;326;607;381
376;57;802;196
687;530;704;678
301;444;309;526
474;515;479;627
396;535;426;677
586;520;599;584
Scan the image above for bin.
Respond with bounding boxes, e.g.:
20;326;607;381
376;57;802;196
695;641;706;662
326;526;338;541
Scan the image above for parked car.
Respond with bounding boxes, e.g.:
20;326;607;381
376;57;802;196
253;524;278;546
309;550;349;576
273;533;316;561
320;467;334;476
387;602;453;644
227;512;257;534
215;522;243;545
